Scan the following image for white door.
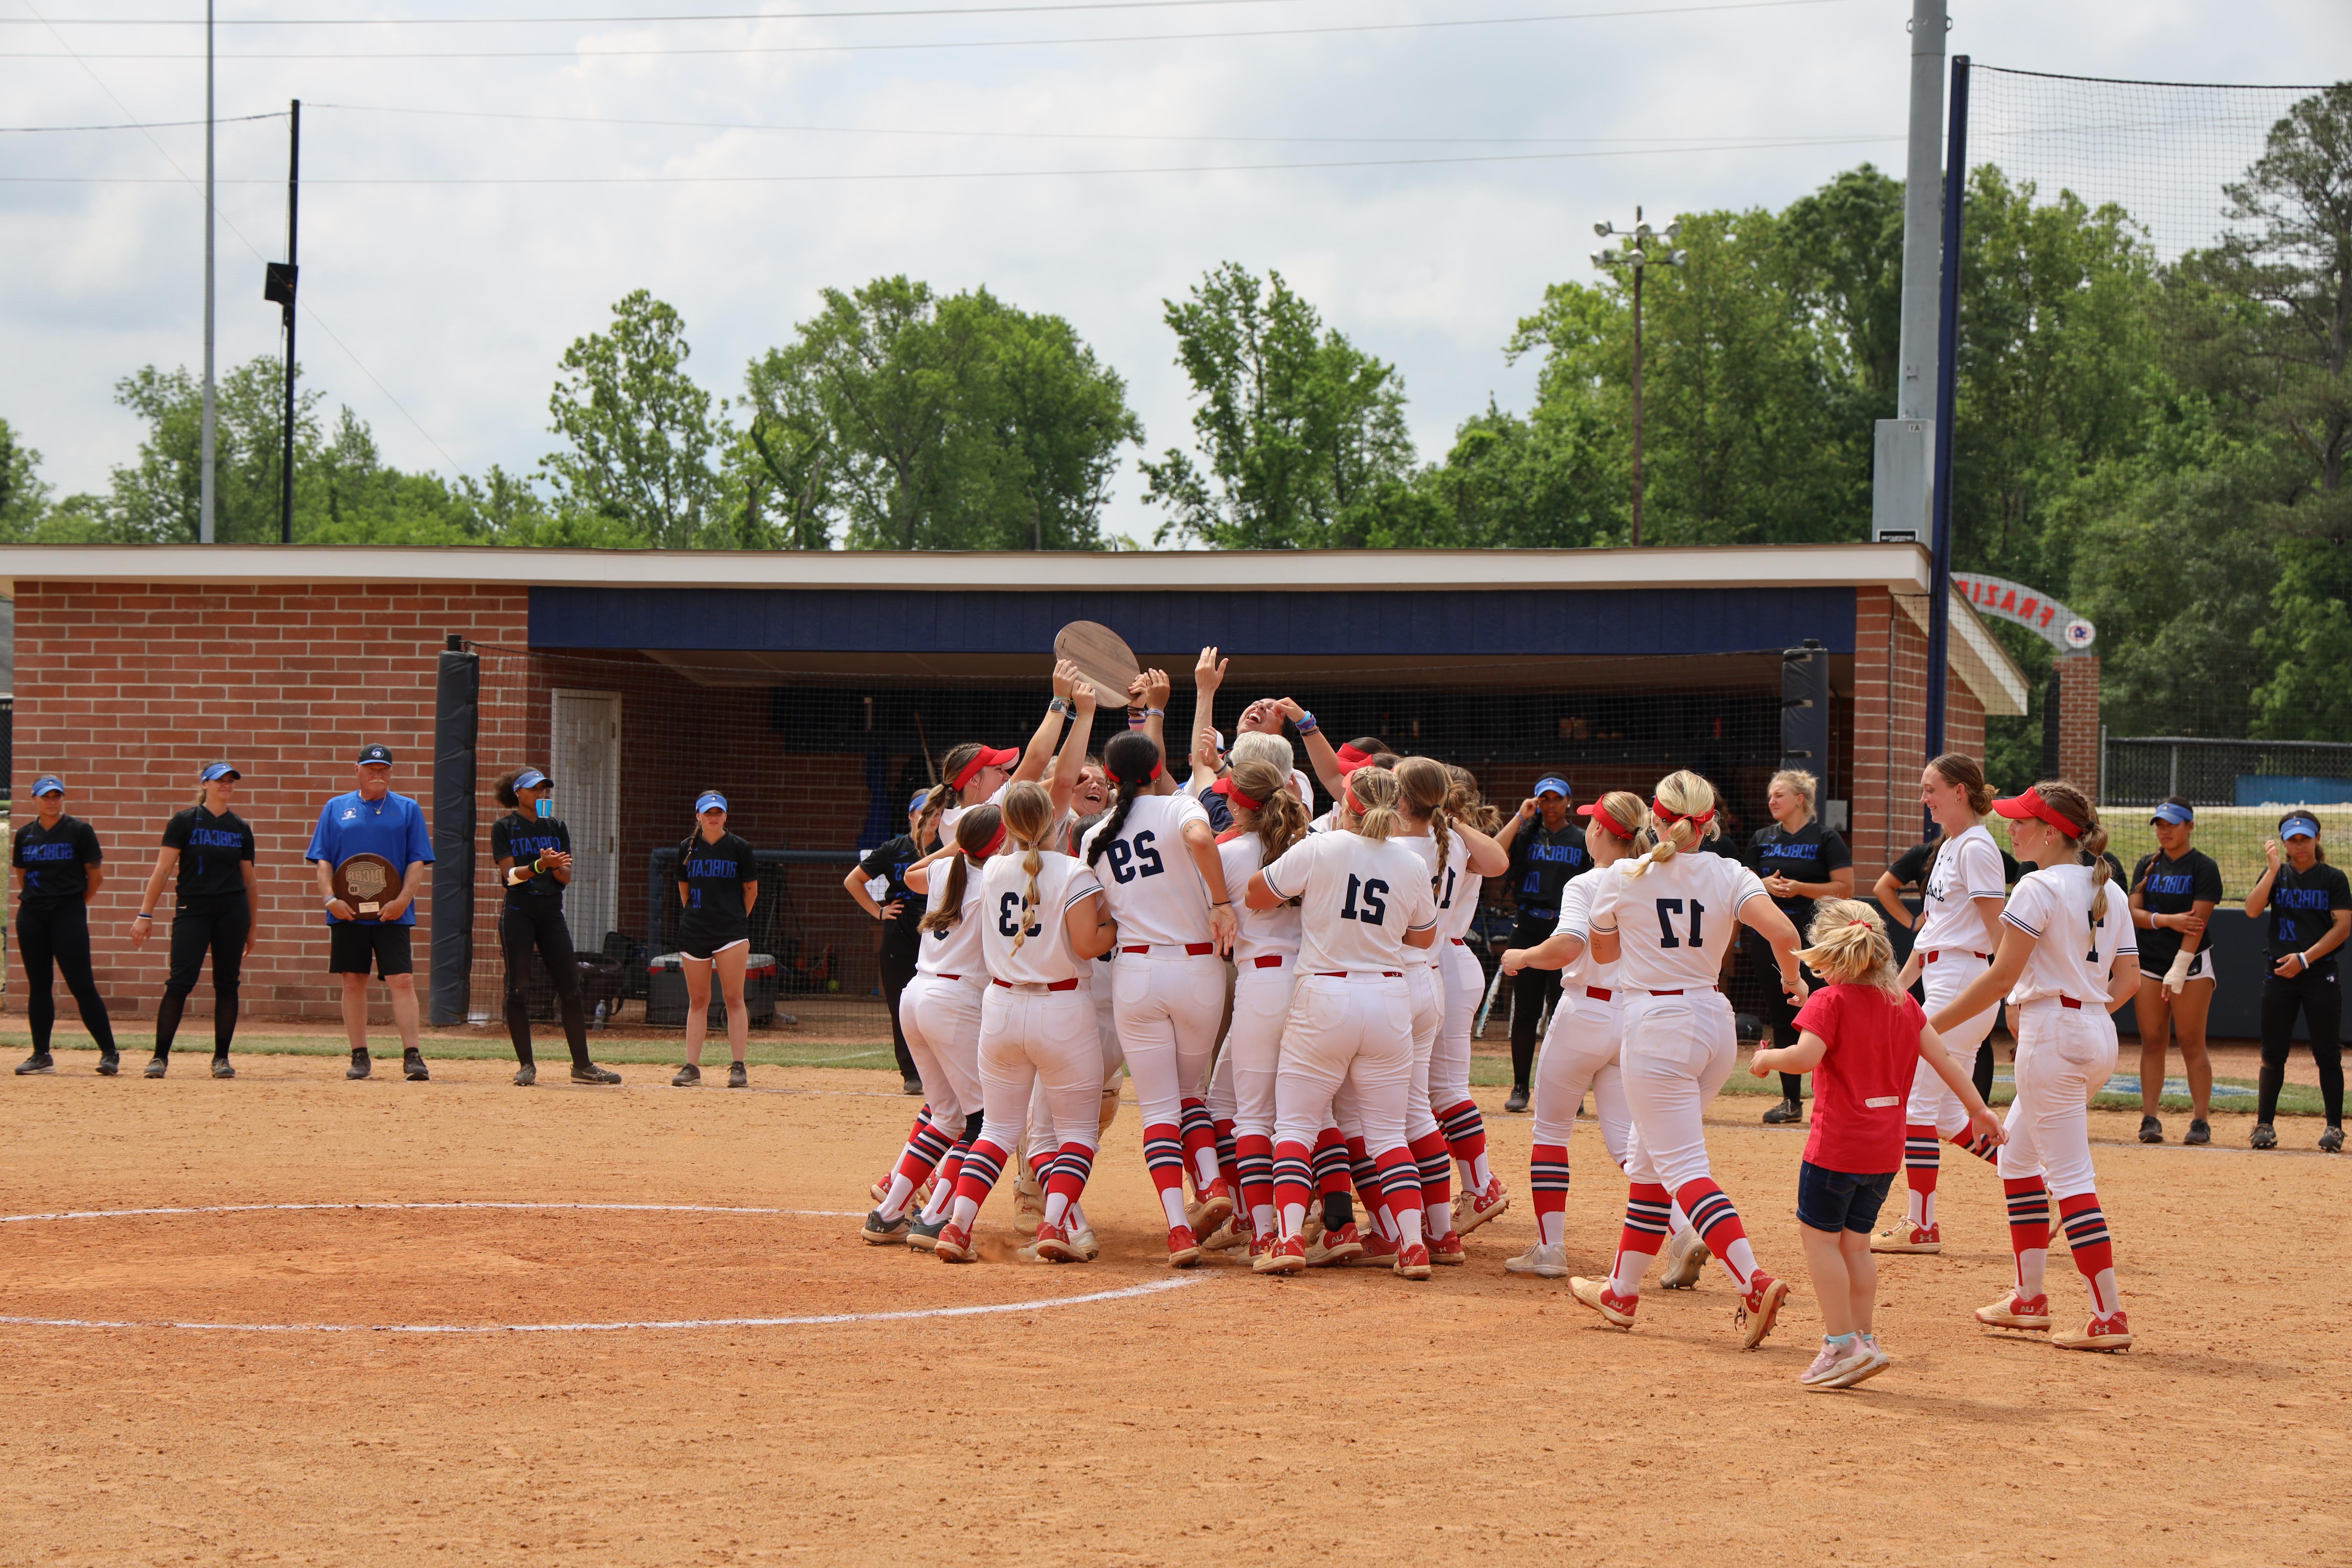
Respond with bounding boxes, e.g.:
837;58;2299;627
552;690;621;950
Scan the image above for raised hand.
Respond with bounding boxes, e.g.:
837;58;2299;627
1194;646;1227;691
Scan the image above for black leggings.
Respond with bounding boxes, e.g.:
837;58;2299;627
1747;929;1816;1102
2259;964;2346;1126
501;898;590;1068
880;939;919;1082
1509;937;1563;1091
155;897;249;1057
16;900;118;1057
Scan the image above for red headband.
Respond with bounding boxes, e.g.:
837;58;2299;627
1214;777;1265;813
1344;786;1364;816
973;822;1006;858
1651;798;1715;831
1335;743;1372;773
1580;802;1640;841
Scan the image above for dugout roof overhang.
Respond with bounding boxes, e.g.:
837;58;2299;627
0;540;2026;712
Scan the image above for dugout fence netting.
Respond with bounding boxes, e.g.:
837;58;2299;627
457;644;1818;1041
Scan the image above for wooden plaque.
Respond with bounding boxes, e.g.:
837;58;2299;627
1053;620;1143;706
334;853;403;921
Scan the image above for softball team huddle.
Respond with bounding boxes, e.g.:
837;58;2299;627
850;660;2150;1387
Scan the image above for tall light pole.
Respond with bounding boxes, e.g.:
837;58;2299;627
1592;205;1687;547
199;0;216;543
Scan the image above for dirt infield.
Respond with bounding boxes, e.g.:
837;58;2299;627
2;1049;2345;1567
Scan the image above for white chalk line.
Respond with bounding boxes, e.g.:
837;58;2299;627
0;1200;1209;1332
0;1200;864;1225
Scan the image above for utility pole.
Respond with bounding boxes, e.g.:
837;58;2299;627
1592;205;1687;547
264;101;301;545
1870;0;1946;547
199;0;216;544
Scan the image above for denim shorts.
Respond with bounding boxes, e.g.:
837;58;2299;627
1795;1162;1895;1235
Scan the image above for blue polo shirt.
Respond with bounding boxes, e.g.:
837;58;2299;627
304;788;434;925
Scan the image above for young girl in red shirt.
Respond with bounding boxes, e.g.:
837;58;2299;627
1751;899;2003;1389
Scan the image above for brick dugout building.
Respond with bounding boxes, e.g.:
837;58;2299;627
1;542;2033;1028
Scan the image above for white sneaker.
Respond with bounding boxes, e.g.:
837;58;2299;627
1654;1224;1709;1289
1827;1333;1892;1387
1504;1240;1569;1279
1801;1336;1876;1389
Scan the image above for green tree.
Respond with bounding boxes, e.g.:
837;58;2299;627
0;417;50;539
740;276;1139;551
1143;263;1415;549
544;290;729;548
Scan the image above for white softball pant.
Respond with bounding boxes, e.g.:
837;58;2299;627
1274;974;1413;1157
1404;963;1442;1142
978;986;1105;1165
1997;997;2119;1201
1115;951;1224;1128
1908;952;1997;1133
899;973;985;1129
1029;967;1127;1154
1618;989;1738;1192
1531;990;1630;1161
1432;940;1483;1110
1218;958;1294;1139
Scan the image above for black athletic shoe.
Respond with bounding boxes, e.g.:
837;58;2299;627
571;1063;622;1085
727;1062;748;1089
672;1063;701;1087
2137;1114;2163;1144
1504;1085;1530;1114
210;1057;235;1080
512;1063;537;1087
2251;1122;2278;1150
2184;1119;2210;1145
901;1075;924;1096
346;1049;372;1080
2322;1125;2345;1154
13;1052;55;1076
144;1055;169;1079
402;1049;430;1082
1762;1097;1804;1125
862;1208;911;1244
96;1051;120;1077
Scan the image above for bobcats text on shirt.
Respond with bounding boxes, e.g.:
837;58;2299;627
163;806;256;901
1258;831;1439;978
13;816;102;905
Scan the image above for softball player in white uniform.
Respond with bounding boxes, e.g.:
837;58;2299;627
1876;754;2007;1253
1079;730;1240;1266
1247;765;1440;1278
1928;779;2139;1351
1570;771;1804;1349
1392;784;1469;1258
934;783;1116;1265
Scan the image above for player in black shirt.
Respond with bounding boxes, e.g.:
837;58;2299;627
1492;776;1590;1111
2128;799;2223;1144
674;792;760;1088
1746;769;1853;1123
2242;813;2348;1152
127;763;256;1078
845;789;940;1096
491;768;622;1089
12;776;122;1075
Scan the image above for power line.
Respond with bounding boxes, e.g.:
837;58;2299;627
0;111;285;133
0;0;1864;59
0;133;1901;184
6;0;1311;23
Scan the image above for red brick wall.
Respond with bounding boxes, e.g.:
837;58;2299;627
2058;654;2101;797
1849;588;1927;873
11;582;529;1024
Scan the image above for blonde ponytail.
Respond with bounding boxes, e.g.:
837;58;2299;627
1345;766;1406;844
999;781;1055;952
1622;769;1721;879
1444;766;1503;834
1799;898;1901;996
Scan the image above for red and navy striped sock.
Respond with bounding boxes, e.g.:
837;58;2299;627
1236;1133;1276;1237
1948;1125;1997;1164
1605;1181;1672;1296
1310;1128;1352;1196
1374;1147;1426;1248
1143;1121;1189;1228
1437;1098;1492;1190
1272;1139;1316;1240
2058;1192;2119;1316
1179;1098;1221;1192
1409;1131;1454;1237
1042;1142;1096;1228
1344;1135;1388;1235
946;1138;1010;1231
1675;1178;1758;1292
1530;1142;1570;1247
2003;1175;2051;1299
1903;1122;1940;1228
1213;1116;1239;1200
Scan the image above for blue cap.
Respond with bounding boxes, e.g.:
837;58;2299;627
29;775;63;797
1534;776;1571;799
2149;802;2192;826
908;789;931;813
355;743;394;766
2282;814;2321;840
695;791;729;815
199;762;241;783
513;768;550;791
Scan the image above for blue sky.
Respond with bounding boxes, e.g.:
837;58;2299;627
5;0;2347;541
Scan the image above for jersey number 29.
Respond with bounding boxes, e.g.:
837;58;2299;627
1104;830;1166;885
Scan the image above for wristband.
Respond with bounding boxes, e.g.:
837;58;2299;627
1144;706;1166;719
134;912;153;921
1293;710;1317;735
1048;697;1074;717
1127;711;1147;729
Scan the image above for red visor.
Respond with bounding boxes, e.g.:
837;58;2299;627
1577;801;1640;840
1991;785;2084;839
1335;743;1372;773
1213;777;1265;813
951;746;1020;793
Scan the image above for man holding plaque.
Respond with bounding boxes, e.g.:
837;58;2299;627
306;743;435;1082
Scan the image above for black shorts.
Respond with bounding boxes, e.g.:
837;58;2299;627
1795;1162;1895;1235
329;921;414;978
